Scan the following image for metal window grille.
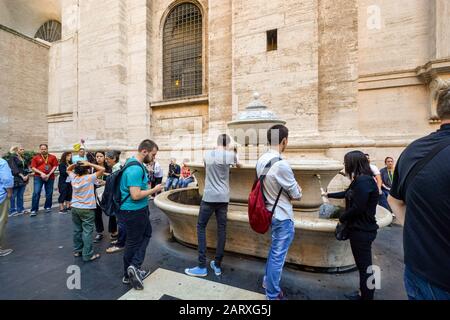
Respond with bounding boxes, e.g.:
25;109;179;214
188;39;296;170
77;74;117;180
163;3;202;100
35;20;61;43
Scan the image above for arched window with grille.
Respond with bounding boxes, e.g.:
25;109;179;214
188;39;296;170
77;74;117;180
35;20;61;43
163;3;203;100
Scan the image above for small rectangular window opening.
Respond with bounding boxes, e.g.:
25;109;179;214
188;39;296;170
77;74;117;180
266;29;277;51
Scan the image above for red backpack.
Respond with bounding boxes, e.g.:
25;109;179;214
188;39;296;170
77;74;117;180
248;158;283;234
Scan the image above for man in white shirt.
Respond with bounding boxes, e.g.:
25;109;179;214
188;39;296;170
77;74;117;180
365;154;382;194
256;125;302;300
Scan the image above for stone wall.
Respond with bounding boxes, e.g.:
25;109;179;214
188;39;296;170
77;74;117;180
38;0;450;173
48;0;152;152
0;26;49;155
232;0;320;139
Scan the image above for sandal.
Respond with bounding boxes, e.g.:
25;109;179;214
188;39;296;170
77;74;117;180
86;253;100;262
106;246;124;254
73;252;82;257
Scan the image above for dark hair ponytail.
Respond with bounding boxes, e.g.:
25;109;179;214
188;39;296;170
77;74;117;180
344;151;373;179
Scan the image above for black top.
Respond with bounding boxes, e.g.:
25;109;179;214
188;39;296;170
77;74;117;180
8;155;29;187
58;163;70;185
390;123;450;292
168;164;181;178
380;167;393;191
328;175;379;232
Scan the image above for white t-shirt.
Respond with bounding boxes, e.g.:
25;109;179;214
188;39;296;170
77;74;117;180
370;164;380;176
153;161;163;178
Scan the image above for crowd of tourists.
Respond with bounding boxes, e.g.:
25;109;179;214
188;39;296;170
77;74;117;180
0;88;449;300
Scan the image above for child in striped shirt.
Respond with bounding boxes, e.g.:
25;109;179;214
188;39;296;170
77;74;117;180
68;161;105;262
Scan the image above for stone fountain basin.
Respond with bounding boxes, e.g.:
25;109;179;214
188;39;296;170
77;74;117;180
155;188;393;272
189;160;343;211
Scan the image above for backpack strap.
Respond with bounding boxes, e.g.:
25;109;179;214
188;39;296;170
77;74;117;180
399;137;450;200
258;157;283;214
121;161;146;204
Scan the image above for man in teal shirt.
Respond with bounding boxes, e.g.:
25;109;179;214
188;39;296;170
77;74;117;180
118;139;163;290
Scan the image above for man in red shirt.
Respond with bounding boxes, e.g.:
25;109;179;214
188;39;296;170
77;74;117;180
30;144;59;216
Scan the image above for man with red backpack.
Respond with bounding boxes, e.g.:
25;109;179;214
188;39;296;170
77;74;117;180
256;125;302;300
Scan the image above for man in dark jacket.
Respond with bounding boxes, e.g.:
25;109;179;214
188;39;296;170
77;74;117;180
389;87;450;300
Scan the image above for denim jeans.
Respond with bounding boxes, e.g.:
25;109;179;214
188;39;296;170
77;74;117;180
197;201;228;268
10;185;26;213
165;177;179;191
31;177;55;212
72;208;95;261
178;177;194;188
120;207;152;277
404;265;450;300
265;218;295;300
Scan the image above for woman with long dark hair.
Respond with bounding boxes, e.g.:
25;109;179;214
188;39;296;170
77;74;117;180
324;151;379;300
58;152;73;214
105;150;126;254
93;151;116;243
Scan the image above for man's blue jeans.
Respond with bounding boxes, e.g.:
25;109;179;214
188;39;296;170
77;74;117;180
31;177;54;212
265;218;295;300
197;201;228;269
165;177;179;191
404;265;450;300
10;185;26;214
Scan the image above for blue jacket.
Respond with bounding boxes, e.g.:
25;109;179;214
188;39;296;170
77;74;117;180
0;158;14;204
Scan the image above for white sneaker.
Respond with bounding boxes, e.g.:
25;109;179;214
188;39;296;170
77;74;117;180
0;248;13;257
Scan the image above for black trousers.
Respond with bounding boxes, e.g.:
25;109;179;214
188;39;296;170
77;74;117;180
58;182;72;203
197;201;228;268
349;230;377;300
119;207;152;277
94;205;117;234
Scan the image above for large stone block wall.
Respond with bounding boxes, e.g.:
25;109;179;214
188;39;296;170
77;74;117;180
232;0;320;138
4;0;447;173
48;0;151;152
358;0;431;75
0;26;49;155
318;0;359;137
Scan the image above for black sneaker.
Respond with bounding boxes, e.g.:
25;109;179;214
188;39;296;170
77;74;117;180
122;276;130;285
344;291;361;300
127;265;144;290
93;234;103;243
30;211;37;217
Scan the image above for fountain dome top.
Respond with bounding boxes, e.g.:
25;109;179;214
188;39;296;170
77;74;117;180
228;92;286;128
